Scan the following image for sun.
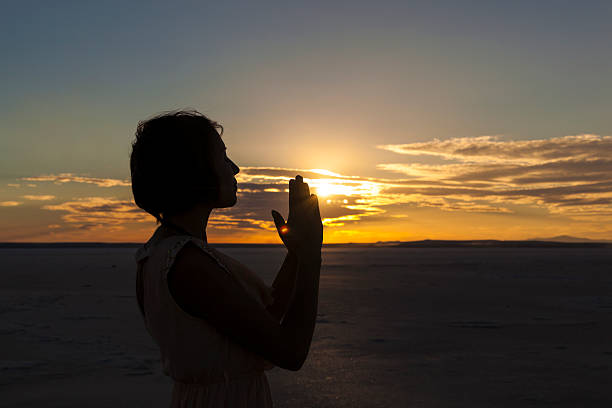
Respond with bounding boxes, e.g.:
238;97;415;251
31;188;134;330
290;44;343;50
304;169;384;199
313;180;336;197
310;179;357;197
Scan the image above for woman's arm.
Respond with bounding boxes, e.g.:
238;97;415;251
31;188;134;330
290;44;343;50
207;246;296;321
266;251;298;322
167;176;322;371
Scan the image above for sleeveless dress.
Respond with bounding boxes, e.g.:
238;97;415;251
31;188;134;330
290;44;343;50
134;233;276;407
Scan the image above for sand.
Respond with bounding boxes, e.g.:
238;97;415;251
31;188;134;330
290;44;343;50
1;246;611;407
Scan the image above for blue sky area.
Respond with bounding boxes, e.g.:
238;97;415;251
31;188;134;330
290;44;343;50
1;1;611;241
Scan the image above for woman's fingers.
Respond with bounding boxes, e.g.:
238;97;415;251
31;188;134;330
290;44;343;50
294;175;310;201
288;176;320;226
289;178;296;209
289;175;307;209
302;180;310;200
311;194;321;220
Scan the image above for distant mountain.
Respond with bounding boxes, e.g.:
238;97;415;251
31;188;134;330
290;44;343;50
528;235;612;243
388;240;611;248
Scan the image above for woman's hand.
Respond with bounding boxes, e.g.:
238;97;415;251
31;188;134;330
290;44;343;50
271;175;323;255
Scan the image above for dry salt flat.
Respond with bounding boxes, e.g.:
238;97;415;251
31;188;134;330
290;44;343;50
1;246;612;407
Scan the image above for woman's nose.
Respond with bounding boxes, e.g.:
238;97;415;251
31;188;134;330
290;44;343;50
231;161;240;175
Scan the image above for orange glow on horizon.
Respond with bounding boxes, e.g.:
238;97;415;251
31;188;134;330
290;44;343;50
3;159;612;243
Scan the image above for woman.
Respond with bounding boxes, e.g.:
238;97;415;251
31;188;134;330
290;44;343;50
130;110;323;407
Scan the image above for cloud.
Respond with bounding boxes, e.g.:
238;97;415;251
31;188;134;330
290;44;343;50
236;167;356;185
219;179;515;240
42;197;150;230
377;134;612;164
14;167;407;235
0;201;22;207
208;213;276;231
22;173;130;187
21;135;612;240
23;195;56;201
377;134;612;220
211;165;514;234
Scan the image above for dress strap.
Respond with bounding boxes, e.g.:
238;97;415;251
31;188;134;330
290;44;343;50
134;244;151;263
163;235;233;277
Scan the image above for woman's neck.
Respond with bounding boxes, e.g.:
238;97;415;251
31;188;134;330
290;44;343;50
162;205;212;243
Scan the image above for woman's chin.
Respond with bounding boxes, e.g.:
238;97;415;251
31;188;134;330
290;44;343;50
216;195;237;208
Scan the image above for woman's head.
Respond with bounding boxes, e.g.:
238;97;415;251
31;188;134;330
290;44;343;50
130;110;239;223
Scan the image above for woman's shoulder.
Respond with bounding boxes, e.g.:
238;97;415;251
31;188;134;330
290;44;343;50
136;229;219;273
142;230;271;305
170;239;222;269
162;235;234;281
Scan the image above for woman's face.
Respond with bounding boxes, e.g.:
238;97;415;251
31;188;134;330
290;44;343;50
209;133;240;208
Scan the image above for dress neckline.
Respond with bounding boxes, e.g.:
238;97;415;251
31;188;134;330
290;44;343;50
145;226;211;252
160;220;207;243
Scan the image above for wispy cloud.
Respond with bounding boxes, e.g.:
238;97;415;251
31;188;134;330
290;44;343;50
23;195;55;201
42;197;150;230
22;173;130;187
0;201;22;207
377;134;612;220
378;134;612;164
209;213;276;231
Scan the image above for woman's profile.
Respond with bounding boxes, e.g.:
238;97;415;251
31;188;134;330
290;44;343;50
130;110;322;407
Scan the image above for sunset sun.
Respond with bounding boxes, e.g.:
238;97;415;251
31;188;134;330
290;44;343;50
313;180;336;197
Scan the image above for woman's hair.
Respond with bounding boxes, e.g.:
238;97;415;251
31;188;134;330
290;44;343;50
130;110;223;223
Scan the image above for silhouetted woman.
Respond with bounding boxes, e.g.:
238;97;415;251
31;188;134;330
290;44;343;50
130;110;322;407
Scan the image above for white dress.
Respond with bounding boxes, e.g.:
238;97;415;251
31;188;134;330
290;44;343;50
134;233;275;407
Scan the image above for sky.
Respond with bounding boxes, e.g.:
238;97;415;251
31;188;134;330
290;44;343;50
1;0;611;243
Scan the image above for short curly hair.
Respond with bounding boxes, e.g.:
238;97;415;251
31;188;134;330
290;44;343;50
130;110;223;223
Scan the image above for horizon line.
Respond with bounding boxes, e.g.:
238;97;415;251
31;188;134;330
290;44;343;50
1;239;611;248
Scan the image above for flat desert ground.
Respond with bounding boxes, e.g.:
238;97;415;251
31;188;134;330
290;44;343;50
1;246;611;407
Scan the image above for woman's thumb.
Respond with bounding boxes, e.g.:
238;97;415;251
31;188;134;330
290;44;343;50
271;210;286;232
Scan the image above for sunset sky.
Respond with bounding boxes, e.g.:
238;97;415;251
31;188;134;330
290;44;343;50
1;1;611;243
